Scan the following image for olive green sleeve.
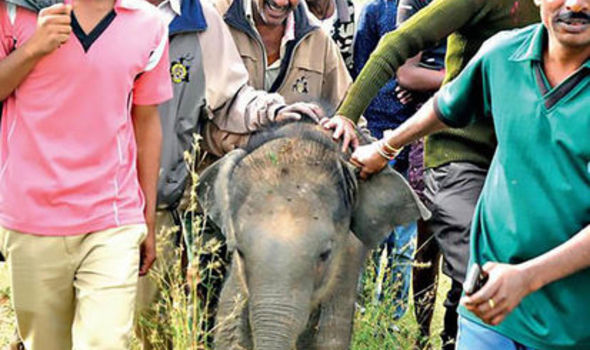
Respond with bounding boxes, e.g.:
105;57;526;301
337;0;485;122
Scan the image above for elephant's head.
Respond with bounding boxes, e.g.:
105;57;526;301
198;121;430;350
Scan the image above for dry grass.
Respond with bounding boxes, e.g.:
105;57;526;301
0;265;14;348
0;251;451;350
0;136;452;350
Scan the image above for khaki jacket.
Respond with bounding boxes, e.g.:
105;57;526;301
214;0;352;114
158;0;289;206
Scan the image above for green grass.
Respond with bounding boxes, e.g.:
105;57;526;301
351;257;451;350
0;256;450;349
0;139;452;349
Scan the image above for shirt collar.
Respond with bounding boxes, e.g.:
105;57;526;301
510;24;546;63
169;0;182;15
244;0;253;22
164;0;208;34
157;0;180;14
158;0;181;15
510;23;590;69
115;0;144;11
284;12;295;42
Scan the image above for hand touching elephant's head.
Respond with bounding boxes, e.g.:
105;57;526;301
198;121;429;350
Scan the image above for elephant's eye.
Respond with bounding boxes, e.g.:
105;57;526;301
237;249;245;259
319;248;332;262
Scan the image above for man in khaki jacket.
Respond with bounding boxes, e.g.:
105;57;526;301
134;0;324;349
214;0;352;115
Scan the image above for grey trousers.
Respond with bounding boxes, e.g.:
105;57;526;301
423;162;487;284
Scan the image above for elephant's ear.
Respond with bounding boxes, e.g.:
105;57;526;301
350;165;431;249
197;149;247;249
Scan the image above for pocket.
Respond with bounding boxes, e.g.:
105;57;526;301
0;227;5;257
424;164;451;203
131;224;148;246
138;225;148;245
0;226;10;258
433;162;458;191
423;163;459;215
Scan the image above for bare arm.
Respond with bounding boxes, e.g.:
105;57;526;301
350;98;447;178
0;4;71;100
132;104;162;276
383;98;447;148
0;42;42;100
463;224;590;325
394;0;445;92
396;53;445;92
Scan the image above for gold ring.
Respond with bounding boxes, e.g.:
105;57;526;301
488;298;496;309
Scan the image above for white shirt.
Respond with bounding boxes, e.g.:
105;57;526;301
157;0;180;25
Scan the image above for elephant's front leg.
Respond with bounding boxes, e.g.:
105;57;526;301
214;258;252;350
309;233;368;350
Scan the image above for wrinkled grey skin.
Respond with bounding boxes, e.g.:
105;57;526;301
198;122;430;350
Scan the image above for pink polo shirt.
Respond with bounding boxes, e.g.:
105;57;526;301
0;0;172;235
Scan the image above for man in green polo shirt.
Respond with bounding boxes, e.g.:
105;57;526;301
349;0;590;347
322;1;541;346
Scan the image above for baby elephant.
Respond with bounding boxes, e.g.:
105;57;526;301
198;121;429;350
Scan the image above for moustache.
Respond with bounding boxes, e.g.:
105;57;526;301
555;10;590;22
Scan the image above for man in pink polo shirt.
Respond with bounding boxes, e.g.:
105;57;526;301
0;0;172;348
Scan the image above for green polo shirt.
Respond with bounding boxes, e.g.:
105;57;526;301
435;24;590;350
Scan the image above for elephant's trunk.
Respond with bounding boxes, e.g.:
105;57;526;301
249;295;310;350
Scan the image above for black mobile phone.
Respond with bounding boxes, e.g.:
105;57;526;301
34;0;64;9
6;0;65;12
463;263;488;295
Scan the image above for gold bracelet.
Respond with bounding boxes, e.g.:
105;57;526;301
382;140;403;155
374;142;395;161
380;140;402;158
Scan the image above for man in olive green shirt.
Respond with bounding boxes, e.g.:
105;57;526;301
321;0;540;345
350;0;590;347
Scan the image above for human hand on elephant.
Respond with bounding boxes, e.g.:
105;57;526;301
198;121;431;349
320;115;360;153
275;102;325;124
461;262;535;326
349;141;389;179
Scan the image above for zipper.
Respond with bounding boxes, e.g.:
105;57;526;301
225;19;269;90
251;28;269;90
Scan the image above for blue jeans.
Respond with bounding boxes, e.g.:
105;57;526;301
374;221;416;320
456;317;536;350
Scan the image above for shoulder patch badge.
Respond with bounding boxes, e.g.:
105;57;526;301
292;76;309;94
170;54;194;84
